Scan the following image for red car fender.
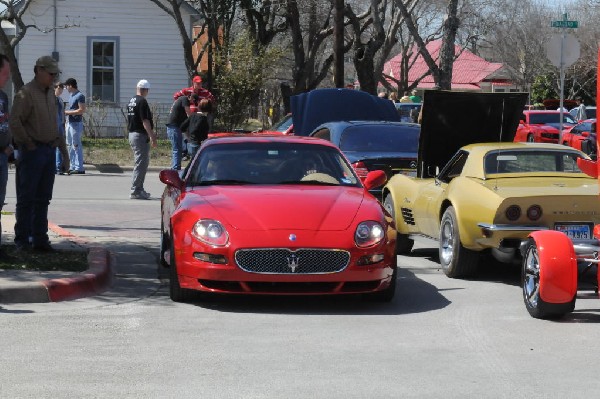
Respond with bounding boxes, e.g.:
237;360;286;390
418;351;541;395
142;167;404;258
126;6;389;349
529;230;577;304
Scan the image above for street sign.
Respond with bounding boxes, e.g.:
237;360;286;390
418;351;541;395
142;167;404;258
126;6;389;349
551;20;578;28
546;34;580;68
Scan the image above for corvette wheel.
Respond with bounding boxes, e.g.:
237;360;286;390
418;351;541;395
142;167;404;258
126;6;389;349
522;237;576;319
527;134;535;142
439;206;479;278
169;237;196;303
365;266;397;302
383;194;414;254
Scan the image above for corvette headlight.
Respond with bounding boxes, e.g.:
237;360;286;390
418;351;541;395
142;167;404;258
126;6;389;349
355;221;385;247
192;219;229;246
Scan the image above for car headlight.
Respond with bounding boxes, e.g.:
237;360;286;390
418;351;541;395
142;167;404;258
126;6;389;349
355;221;385;247
192;219;229;246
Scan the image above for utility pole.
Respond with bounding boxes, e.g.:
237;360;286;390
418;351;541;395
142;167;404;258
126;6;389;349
333;0;344;88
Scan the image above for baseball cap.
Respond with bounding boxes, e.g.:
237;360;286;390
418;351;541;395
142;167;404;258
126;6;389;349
136;79;151;89
193;76;202;83
35;56;60;74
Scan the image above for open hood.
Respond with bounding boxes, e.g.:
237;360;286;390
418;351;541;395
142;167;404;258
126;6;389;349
418;90;528;176
291;88;400;136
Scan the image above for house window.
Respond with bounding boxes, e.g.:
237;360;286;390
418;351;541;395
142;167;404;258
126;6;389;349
89;38;118;102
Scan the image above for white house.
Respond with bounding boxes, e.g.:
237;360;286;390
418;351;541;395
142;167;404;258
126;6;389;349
8;0;199;136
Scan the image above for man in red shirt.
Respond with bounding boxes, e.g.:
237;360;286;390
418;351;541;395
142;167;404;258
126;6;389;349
173;76;215;105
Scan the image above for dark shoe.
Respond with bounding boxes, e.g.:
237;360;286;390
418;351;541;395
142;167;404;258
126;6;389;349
68;170;85;175
0;249;16;261
14;243;30;253
32;242;56;253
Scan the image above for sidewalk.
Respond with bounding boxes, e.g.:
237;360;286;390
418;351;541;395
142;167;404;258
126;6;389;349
0;212;113;304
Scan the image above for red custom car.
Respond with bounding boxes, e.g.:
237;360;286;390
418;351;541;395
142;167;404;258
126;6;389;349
514;110;575;143
160;135;397;303
561;118;596;156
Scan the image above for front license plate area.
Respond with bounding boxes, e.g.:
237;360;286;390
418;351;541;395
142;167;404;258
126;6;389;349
554;223;593;239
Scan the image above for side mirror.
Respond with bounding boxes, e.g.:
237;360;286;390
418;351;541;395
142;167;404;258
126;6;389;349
363;170;387;191
159;169;185;191
582;131;590;137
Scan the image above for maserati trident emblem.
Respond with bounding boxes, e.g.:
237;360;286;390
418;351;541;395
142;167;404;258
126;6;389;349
287;253;300;272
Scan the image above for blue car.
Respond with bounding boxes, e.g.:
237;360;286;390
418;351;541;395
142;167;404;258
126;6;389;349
309;121;420;198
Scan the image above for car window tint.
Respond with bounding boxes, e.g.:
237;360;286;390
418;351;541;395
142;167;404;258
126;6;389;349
339;125;419;153
187;142;360;186
485;150;584;174
272;115;293;132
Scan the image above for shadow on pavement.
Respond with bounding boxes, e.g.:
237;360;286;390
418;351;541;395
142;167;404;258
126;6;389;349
187;266;451;316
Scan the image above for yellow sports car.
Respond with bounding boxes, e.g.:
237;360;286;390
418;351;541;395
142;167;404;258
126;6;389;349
382;142;600;278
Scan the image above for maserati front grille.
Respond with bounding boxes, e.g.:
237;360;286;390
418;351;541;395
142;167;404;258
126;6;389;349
235;248;351;274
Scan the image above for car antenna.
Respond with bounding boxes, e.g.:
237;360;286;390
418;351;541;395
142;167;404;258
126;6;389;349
493;99;507;191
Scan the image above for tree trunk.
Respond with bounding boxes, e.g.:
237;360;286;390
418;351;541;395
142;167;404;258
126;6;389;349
438;0;460;90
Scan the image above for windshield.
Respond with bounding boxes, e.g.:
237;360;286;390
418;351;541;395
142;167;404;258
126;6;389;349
484;150;585;174
528;113;575;125
188;142;360;186
271;115;293;133
339;125;419;153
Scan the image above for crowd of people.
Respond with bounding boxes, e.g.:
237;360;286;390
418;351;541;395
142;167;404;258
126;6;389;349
0;53;216;257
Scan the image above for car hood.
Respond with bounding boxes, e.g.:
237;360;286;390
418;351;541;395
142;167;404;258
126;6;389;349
419;91;528;176
343;151;417;163
184;185;365;231
291;88;400;136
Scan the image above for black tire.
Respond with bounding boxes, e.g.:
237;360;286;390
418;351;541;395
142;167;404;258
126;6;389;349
383;194;414;254
439;206;479;278
364;266;397;302
527;134;535;142
159;219;169;267
522;238;576;319
169;236;196;303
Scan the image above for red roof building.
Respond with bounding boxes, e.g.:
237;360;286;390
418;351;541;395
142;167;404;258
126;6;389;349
383;40;515;92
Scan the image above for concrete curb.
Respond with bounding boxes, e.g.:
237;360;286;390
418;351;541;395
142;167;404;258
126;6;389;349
0;223;114;304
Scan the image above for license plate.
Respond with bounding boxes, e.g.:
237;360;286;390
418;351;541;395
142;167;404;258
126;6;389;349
554;223;592;239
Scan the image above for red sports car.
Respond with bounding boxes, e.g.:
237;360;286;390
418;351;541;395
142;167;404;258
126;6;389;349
514;110;575;143
160;135;397;302
561;118;596;156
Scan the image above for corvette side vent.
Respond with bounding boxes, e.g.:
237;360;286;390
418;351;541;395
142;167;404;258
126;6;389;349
401;208;415;225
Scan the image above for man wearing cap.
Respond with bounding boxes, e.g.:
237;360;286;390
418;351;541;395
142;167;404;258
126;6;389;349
127;79;158;199
64;77;86;174
173;75;215;130
9;55;69;251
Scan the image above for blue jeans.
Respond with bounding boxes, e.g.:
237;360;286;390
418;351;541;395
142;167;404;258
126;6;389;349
67;121;84;172
14;144;56;247
129;132;150;194
166;124;182;170
187;142;200;159
56;130;65;173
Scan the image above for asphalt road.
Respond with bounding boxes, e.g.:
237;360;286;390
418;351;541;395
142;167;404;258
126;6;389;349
1;168;600;398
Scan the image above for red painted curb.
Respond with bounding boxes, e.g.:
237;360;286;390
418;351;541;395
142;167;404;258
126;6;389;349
40;223;114;302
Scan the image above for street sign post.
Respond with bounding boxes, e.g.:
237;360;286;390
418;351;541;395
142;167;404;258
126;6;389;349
551;20;578;28
548;14;580;139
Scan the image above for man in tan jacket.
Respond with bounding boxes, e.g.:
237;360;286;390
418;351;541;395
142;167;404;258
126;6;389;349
9;55;69;252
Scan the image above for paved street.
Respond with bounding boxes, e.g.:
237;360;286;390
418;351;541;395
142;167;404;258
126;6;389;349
1;168;600;398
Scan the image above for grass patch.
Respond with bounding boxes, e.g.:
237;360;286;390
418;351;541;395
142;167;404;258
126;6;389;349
0;245;89;272
83;137;172;167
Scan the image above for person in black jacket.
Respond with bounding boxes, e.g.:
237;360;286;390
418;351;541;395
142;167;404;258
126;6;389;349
180;98;212;159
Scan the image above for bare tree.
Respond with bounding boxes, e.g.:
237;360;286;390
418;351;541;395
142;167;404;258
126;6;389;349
148;0;237;89
345;0;405;94
0;0;80;90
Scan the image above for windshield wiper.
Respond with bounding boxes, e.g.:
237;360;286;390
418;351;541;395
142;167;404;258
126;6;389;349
197;179;254;185
278;180;338;186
